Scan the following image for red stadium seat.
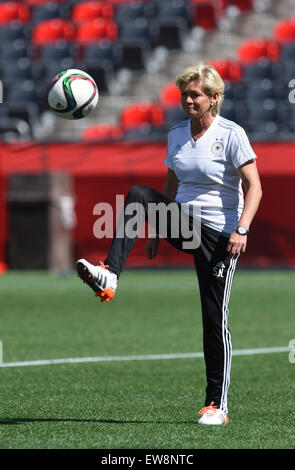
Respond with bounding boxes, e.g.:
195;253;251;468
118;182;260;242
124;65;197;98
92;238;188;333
24;0;66;5
208;59;243;82
159;82;181;109
32;18;76;45
82;123;123;141
274;18;295;44
76;18;118;44
120;101;165;130
237;38;280;65
111;0;146;3
71;1;114;23
0;2;30;25
190;0;223;31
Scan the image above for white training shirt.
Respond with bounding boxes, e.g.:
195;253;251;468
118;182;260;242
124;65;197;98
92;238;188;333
164;115;258;236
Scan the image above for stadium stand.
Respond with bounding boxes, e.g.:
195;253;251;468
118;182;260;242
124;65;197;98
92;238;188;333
0;0;293;142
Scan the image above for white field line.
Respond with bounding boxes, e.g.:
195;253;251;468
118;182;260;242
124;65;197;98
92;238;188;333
0;346;292;369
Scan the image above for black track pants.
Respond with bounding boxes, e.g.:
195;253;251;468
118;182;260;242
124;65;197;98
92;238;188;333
105;185;239;412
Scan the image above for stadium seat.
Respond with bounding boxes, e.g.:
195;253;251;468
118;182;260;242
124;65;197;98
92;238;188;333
243;58;273;81
24;0;67;4
208;59;242;82
247;98;279;123
30;1;67;25
274;18;295;44
245;78;276;102
219;99;236;121
190;0;224;31
281;42;295;64
32;18;76;45
281;62;295;81
38;41;75;63
156;0;191;22
115;1;148;23
81;41;115;63
75;18;118;44
71;1;114;22
247;121;281;141
159;82;181;109
5;80;39;104
163;106;188;129
0;22;28;42
82;123;123;141
152;18;187;49
114;40;150;70
0;39;31;63
223;81;247;101
118;17;151;42
0;1;30;24
41;57;76;82
238;38;280;65
120;101;165;130
77;59;114;92
0;57;37;85
116;17;152;69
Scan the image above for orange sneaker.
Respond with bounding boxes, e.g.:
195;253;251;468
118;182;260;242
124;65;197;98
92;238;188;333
76;259;117;303
198;402;229;425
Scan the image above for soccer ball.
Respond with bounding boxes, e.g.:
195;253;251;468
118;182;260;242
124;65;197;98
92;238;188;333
48;69;99;120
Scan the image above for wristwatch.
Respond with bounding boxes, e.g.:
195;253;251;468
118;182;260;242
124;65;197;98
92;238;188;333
235;225;249;235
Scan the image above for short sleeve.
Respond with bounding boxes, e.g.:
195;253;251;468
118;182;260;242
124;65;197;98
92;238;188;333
230;126;258;169
163;131;174;170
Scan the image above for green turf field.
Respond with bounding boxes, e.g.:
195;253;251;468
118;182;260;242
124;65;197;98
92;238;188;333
0;269;294;449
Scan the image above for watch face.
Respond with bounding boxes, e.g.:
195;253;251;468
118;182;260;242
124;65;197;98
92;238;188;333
238;226;247;235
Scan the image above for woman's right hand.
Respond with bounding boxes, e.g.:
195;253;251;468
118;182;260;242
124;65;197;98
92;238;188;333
145;238;160;259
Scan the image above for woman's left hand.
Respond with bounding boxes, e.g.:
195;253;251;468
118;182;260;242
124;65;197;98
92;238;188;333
226;231;247;257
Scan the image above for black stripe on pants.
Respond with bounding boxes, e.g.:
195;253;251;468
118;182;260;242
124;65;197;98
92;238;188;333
104;185;239;412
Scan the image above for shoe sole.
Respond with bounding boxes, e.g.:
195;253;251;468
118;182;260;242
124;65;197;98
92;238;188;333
76;261;115;303
198;416;229;425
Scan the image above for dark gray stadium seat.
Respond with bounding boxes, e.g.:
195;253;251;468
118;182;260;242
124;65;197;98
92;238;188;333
82;41;115;63
156;0;191;23
115;1;147;22
5;80;39;105
77;60;115;92
0;58;38;85
42;58;76;82
243;59;273;81
248;98;279;123
245;79;276;102
0;39;30;63
0;22;28;42
281;42;295;63
39;41;75;63
164;107;188;129
220;99;236;121
152;18;188;49
31;2;67;25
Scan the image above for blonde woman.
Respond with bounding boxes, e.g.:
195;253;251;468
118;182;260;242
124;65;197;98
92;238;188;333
76;62;262;425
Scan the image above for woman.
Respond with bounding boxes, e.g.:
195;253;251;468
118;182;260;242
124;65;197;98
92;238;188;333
76;62;262;425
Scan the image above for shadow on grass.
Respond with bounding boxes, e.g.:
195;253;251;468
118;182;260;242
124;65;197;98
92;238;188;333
0;417;196;425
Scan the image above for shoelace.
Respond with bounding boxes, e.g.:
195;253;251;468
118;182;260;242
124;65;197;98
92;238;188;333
198;401;218;416
97;260;109;269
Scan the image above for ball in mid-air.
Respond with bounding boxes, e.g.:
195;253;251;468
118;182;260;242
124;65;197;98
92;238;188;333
48;69;99;120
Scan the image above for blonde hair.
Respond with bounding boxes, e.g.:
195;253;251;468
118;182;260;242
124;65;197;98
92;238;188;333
175;61;225;116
